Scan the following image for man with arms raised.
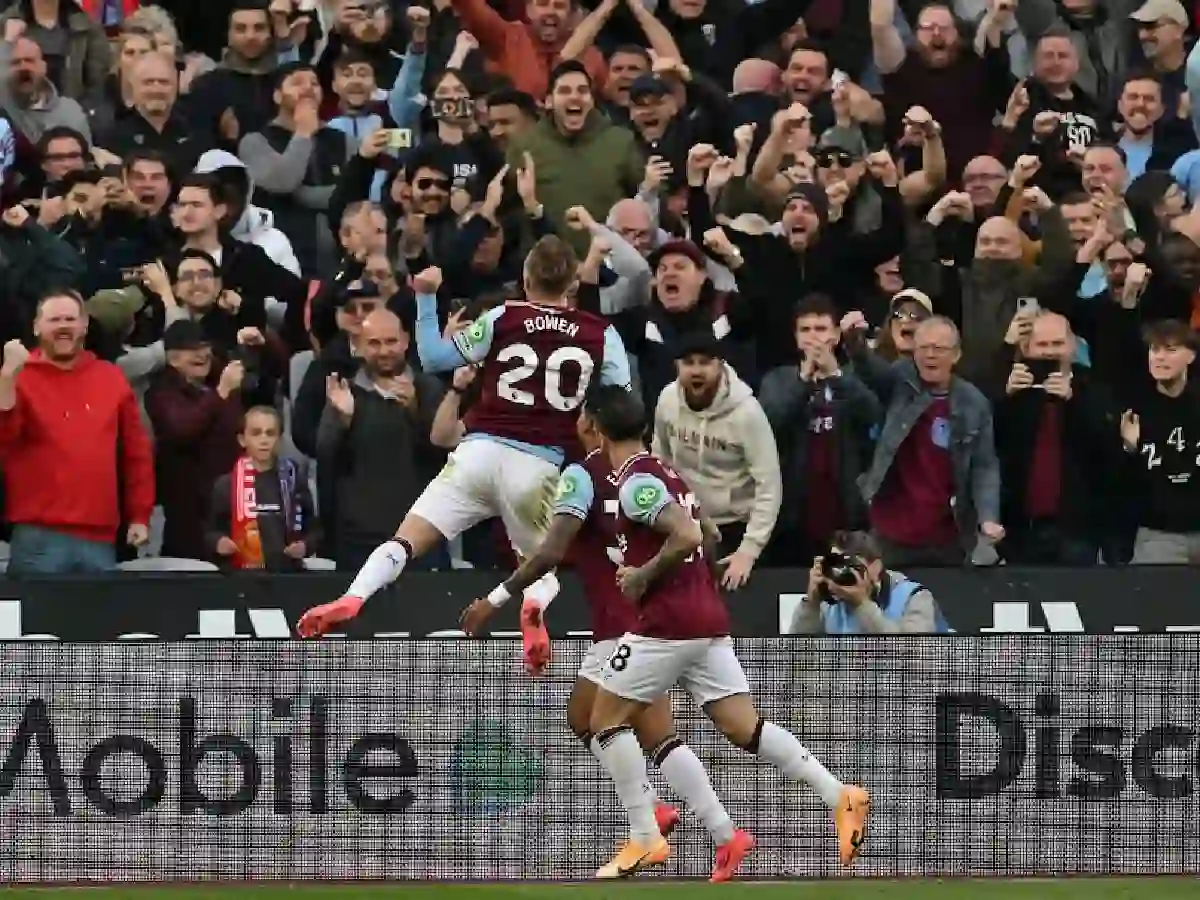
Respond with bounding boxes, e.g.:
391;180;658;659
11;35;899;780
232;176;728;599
583;385;870;880
297;237;632;673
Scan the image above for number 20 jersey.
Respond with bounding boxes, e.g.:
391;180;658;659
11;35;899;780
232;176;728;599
452;301;619;457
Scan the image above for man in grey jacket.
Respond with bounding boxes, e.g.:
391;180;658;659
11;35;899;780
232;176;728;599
858;316;1004;567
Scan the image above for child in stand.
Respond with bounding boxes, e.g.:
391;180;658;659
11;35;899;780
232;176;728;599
208;406;320;570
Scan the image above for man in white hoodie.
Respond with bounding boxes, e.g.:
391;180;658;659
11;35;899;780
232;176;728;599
652;332;782;591
194;149;301;277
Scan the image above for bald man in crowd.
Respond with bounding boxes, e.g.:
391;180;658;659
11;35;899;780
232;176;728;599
994;311;1115;565
954;190;1076;398
315;309;448;572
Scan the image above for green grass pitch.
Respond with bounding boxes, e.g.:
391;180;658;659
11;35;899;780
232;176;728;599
4;881;1195;900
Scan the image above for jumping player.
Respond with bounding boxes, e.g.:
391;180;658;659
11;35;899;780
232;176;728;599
460;392;740;853
296;238;633;666
584;384;871;880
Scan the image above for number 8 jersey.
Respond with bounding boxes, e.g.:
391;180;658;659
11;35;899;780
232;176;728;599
452;301;629;459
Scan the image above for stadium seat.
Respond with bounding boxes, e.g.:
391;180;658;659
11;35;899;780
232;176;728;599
117;558;221;572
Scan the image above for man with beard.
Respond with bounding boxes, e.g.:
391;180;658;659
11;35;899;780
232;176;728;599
97;54;210;176
316;307;446;571
508;62;643;256
485;87;539;151
860;316;1003;566
239;63;353;278
0;291;154;574
188;0;306;145
0;36;90;145
1115;72;1197;180
608;238;753;410
947;196;1077;398
1129;0;1189;114
872;0;1014;183
451;0;607;98
1121;319;1200;563
692;121;906;372
651;332;780;591
995;311;1115;564
758;293;881;567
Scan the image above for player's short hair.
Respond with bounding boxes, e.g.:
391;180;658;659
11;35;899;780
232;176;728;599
585;384;646;442
524;236;578;297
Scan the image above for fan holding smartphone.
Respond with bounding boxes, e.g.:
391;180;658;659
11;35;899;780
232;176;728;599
1005;307;1075;400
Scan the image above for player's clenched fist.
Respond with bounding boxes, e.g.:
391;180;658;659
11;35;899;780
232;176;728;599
413;266;442;294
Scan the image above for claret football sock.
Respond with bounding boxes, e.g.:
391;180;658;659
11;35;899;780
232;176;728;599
653;737;736;846
756;721;844;808
346;540;410;600
593;726;660;843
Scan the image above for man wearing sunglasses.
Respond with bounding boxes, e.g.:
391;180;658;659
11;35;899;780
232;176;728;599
813;128;879;235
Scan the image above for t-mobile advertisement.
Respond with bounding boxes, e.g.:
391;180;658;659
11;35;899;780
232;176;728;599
0;638;1194;881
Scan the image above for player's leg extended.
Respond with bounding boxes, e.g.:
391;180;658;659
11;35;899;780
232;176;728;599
297;447;490;637
705;690;870;867
590;636;682;878
634;695;740;846
570;649;677;837
497;448;564;673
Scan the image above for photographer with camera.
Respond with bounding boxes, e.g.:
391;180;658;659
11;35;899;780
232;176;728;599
789;531;951;634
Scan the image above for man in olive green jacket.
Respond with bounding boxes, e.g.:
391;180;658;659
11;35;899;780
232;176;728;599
507;60;644;257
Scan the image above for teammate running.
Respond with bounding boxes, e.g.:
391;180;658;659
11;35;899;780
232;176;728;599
582;384;871;880
296;238;633;667
460;391;738;849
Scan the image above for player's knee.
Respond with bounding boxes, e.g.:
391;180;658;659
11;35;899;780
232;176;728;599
728;716;765;753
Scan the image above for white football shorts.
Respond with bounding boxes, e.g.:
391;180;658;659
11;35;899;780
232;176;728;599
407;438;559;557
577;638;620;686
599;633;750;706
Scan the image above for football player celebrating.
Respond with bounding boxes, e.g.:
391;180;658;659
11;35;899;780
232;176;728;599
461;389;737;847
297;238;632;674
584;384;871;880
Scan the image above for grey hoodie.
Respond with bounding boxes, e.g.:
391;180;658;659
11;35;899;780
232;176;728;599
651;363;782;560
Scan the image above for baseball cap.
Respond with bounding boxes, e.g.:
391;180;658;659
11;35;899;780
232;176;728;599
629;75;672;103
163;319;212;351
816;126;868;160
673;330;723;360
889;288;935;315
1130;0;1187;24
85;287;145;335
649;239;708;270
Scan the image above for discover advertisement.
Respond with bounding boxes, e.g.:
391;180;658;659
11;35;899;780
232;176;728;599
0;637;1194;880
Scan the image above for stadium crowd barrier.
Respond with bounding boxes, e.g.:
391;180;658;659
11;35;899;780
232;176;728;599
0;637;1195;880
0;567;1197;639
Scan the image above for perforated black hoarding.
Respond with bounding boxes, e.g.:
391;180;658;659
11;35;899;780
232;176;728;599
0;637;1196;881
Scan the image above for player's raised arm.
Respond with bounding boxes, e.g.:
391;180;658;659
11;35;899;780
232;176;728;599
460;464;593;635
600;324;633;389
616;473;703;601
413;267;501;372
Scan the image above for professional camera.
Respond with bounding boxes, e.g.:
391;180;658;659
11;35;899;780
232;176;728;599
820;550;866;588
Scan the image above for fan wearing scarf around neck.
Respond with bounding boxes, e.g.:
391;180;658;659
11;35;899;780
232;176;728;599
209;406;320;569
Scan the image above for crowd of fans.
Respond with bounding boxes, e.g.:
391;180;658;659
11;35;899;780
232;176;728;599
0;0;1196;577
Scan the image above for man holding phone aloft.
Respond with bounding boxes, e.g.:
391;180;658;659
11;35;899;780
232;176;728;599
995;311;1115;564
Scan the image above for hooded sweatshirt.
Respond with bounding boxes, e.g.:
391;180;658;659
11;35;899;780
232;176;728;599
651;363;782;561
0;349;155;541
194;150;302;277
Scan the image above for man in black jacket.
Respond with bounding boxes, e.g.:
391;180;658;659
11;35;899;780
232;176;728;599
996;312;1118;564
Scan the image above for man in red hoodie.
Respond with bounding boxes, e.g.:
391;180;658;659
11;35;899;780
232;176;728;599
0;291;155;574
